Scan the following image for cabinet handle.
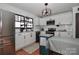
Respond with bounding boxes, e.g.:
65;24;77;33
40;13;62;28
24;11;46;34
31;33;32;37
24;36;26;39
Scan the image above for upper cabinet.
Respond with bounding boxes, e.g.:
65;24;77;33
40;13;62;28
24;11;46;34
40;18;47;25
15;14;34;33
59;12;73;24
40;12;73;26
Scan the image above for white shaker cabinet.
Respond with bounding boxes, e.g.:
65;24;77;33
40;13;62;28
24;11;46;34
24;32;35;46
24;32;32;46
40;18;46;25
59;12;72;24
15;33;25;51
15;32;36;51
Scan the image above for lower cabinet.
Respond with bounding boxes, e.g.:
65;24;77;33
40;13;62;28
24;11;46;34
15;32;35;51
24;32;36;47
15;33;25;51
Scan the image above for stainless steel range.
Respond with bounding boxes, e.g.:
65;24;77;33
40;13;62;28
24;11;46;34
46;28;56;36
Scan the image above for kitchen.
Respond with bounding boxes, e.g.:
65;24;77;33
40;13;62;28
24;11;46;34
0;3;79;55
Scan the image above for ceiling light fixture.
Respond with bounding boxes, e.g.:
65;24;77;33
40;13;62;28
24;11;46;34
42;3;51;17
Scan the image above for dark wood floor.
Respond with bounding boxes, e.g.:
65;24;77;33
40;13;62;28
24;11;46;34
0;37;15;55
16;49;39;55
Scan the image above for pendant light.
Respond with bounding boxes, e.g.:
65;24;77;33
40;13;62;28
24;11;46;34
42;3;51;17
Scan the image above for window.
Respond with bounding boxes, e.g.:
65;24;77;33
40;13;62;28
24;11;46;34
15;14;33;32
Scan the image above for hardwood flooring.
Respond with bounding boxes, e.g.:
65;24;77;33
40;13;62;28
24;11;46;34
0;36;15;55
16;49;39;55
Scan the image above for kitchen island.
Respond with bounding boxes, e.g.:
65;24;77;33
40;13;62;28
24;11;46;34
40;31;53;55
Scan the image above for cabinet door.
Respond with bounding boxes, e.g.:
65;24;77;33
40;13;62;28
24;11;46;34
60;13;72;24
24;33;32;46
24;32;35;46
31;32;36;42
40;19;46;25
15;33;24;51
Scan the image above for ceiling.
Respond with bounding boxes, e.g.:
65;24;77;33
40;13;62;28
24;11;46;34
7;3;79;17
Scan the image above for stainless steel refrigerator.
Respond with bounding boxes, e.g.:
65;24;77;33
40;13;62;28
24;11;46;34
0;9;15;55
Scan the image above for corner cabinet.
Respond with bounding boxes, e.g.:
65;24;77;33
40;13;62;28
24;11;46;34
15;32;35;51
